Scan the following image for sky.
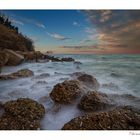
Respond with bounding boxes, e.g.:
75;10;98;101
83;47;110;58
1;10;140;54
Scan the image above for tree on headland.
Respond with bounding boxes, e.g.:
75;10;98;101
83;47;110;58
24;36;35;51
0;13;34;52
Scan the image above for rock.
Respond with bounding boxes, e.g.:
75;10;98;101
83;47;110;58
0;114;40;130
38;96;49;103
52;104;61;114
35;73;50;79
110;72;121;78
20;51;35;61
4;49;24;66
43;55;75;62
78;91;114;112
36;81;47;84
62;106;140;130
71;72;85;78
74;61;82;65
0;51;9;67
77;74;99;90
0;69;34;80
44;55;61;62
0;98;45;130
50;80;83;104
61;57;75;62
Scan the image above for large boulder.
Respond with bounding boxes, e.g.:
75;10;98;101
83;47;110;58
0;51;9;67
0;98;45;130
77;74;99;90
0;69;34;80
16;51;35;61
50;80;83;104
78;91;114;112
62;106;140;130
4;49;24;66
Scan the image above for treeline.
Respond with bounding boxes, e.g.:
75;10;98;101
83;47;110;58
0;14;19;33
0;14;34;51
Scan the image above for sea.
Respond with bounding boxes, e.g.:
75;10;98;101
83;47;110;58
0;54;140;129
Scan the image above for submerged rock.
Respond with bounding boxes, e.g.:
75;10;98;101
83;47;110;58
62;106;140;130
78;91;114;112
0;69;34;80
77;74;99;90
110;72;121;78
50;80;83;104
74;61;82;65
34;73;50;79
71;72;85;78
0;98;45;130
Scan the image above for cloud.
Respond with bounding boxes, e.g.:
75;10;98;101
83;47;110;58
11;19;24;25
46;32;71;41
73;21;80;27
84;10;140;50
59;45;98;50
35;22;46;29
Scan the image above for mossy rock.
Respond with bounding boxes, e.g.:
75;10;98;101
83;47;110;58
0;98;45;130
50;80;82;104
62;106;140;130
4;98;45;120
78;91;114;112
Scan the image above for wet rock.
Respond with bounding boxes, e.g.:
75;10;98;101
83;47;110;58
74;61;82;65
59;77;69;81
61;57;75;62
0;98;45;130
35;73;50;79
102;82;119;90
62;106;140;130
77;74;99;90
78;91;114;112
4;49;24;66
111;72;121;78
17;51;44;62
52;104;61;114
38;96;49;103
36;81;47;84
43;55;75;62
44;55;61;62
0;69;34;80
71;72;85;78
4;98;45;120
50;80;83;104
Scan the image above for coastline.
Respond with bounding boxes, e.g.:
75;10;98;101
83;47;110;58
0;54;140;130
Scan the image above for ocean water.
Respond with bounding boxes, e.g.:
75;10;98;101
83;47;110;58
0;54;140;129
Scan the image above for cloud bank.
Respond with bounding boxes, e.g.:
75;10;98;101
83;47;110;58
84;10;140;51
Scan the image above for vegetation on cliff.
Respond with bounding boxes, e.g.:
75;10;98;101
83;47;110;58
0;14;34;52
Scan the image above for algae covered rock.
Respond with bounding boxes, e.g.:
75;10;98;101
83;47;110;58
62;106;140;130
78;91;114;112
4;98;45;120
50;80;83;104
0;69;34;80
0;98;45;130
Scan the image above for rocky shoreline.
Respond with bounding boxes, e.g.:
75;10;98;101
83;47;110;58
0;69;140;130
0;48;75;73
